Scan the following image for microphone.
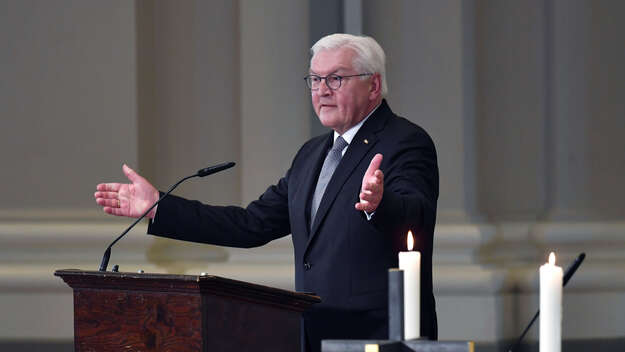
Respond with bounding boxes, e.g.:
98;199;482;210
563;252;585;286
98;162;236;272
507;253;586;352
197;162;236;177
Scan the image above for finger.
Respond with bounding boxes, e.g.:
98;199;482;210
96;198;119;208
374;169;384;181
355;199;373;212
97;183;121;192
360;190;373;197
364;154;383;177
367;172;384;188
103;207;126;217
362;173;382;190
123;164;146;184
94;191;118;199
363;180;381;194
360;191;378;202
355;201;369;211
368;178;382;188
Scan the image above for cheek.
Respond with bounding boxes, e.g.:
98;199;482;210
311;95;320;112
336;95;353;115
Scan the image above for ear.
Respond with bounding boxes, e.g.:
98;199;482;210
368;73;382;100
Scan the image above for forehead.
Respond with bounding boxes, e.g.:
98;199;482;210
310;47;356;74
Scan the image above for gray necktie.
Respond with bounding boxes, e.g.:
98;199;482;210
311;136;348;228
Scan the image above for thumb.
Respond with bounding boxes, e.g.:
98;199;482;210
365;153;383;177
122;164;144;184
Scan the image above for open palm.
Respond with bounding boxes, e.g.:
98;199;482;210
94;164;159;218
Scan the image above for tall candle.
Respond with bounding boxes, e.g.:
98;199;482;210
398;231;420;339
540;252;563;352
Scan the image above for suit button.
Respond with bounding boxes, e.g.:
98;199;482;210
304;262;312;270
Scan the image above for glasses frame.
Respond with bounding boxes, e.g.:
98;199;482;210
304;73;373;90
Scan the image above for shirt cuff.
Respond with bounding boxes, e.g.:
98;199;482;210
150;204;158;224
364;210;375;221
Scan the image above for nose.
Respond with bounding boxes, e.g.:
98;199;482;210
317;79;332;96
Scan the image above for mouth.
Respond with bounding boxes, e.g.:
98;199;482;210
319;104;336;110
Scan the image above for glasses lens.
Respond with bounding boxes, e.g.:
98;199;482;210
306;75;320;89
327;74;341;89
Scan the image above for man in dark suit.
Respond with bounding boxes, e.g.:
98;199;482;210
95;33;438;352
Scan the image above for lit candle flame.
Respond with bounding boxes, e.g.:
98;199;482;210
407;231;414;251
548;252;556;265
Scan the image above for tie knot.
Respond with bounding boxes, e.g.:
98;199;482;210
332;136;348;153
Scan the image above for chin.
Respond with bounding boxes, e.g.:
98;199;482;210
318;115;336;129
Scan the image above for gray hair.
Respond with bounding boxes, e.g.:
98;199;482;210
311;33;388;96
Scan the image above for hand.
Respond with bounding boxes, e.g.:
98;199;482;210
94;164;159;218
355;153;384;213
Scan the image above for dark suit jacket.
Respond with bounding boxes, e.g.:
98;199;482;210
147;99;439;351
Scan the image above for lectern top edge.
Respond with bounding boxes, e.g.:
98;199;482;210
55;269;321;312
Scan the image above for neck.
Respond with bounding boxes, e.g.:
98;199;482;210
363;98;383;118
335;99;382;135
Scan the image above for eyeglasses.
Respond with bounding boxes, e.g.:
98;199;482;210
304;73;373;90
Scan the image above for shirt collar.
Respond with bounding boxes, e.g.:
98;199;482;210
333;102;381;145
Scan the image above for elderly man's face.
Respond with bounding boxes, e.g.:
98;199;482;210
310;47;376;135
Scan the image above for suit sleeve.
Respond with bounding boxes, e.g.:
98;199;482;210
370;128;439;238
147;170;292;248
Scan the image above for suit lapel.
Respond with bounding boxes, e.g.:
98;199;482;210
305;100;392;252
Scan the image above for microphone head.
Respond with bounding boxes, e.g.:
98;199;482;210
197;162;235;177
563;252;586;286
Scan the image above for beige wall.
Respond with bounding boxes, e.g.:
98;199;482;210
0;0;623;348
0;0;138;215
136;0;241;206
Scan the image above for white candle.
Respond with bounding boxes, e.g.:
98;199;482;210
399;230;420;339
540;252;563;352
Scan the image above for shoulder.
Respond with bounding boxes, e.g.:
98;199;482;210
381;109;436;152
366;100;435;149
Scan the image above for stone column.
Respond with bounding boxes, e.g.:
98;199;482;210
544;0;625;222
239;0;310;205
363;0;505;343
137;0;240;206
473;0;550;269
136;0;240;272
531;1;625;341
364;0;479;224
476;0;548;223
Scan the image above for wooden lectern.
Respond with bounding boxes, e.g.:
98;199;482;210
55;269;320;352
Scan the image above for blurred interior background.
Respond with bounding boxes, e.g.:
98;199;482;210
1;0;623;351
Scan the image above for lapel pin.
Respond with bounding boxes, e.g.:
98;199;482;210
364;139;369;144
